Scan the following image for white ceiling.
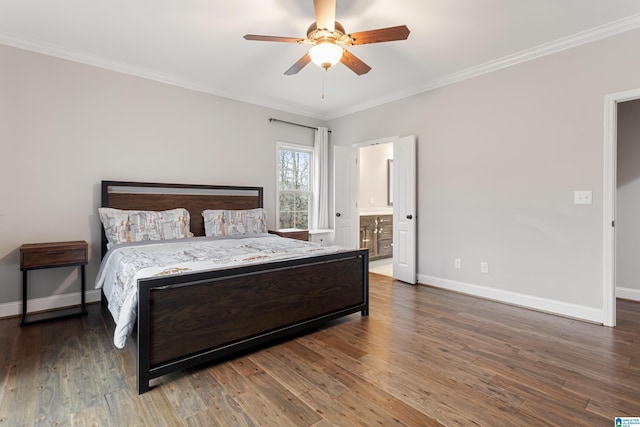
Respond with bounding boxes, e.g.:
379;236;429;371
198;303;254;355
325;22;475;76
2;0;640;120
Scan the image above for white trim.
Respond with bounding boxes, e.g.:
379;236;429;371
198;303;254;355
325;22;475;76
328;14;640;120
418;274;603;324
0;290;102;319
603;93;617;327
0;31;324;120
616;286;640;302
352;136;399;148
275;142;314;230
4;13;640;121
603;87;640;327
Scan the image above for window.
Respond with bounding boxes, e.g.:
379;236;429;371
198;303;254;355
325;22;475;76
277;143;313;229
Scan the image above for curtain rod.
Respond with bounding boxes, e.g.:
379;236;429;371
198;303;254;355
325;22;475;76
268;118;331;133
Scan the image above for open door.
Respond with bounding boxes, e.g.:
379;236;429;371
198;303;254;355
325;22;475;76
334;145;359;249
393;135;417;284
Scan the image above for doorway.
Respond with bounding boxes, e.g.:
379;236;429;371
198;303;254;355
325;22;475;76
615;98;640;306
359;142;394;277
603;88;640;327
334;135;416;283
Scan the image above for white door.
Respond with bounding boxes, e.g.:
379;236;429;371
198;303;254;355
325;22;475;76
334;146;359;249
393;135;417;284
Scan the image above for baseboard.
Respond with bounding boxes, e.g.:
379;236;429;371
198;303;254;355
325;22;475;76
616;286;640;302
0;289;102;319
418;274;604;324
6;282;626;321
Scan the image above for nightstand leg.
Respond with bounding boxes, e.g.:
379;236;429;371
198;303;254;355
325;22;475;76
20;270;27;326
80;264;87;314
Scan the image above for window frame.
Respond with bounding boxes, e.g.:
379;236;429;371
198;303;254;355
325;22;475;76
275;142;314;230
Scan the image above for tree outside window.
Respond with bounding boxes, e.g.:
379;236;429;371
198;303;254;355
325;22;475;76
277;144;312;229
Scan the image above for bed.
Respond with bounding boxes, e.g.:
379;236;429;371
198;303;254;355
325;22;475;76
98;180;369;394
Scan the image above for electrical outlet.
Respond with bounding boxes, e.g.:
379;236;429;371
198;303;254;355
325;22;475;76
480;262;489;274
454;258;461;269
574;190;592;205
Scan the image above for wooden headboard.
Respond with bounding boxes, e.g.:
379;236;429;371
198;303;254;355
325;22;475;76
101;181;264;256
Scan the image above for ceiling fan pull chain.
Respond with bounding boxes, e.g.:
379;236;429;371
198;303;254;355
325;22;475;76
321;69;325;99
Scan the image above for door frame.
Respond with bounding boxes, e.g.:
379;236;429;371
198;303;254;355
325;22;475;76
603;87;640;327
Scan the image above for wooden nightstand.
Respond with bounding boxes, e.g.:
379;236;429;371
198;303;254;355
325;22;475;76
19;241;88;326
268;229;309;241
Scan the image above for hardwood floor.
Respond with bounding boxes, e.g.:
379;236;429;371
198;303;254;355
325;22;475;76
1;273;639;426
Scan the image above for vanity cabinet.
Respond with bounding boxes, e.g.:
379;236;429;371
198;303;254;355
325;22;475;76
359;216;376;256
359;214;393;260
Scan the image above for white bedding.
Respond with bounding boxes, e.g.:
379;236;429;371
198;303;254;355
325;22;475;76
95;234;343;348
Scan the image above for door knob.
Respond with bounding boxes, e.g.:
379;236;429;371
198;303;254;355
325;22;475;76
406;214;413;220
336;212;342;217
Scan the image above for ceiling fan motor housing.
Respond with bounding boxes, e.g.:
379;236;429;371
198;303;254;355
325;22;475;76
306;21;350;45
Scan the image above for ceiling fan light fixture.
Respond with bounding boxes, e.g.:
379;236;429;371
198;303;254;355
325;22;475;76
309;41;343;69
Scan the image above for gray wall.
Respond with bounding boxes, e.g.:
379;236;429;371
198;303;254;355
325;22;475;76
329;28;640;320
3;26;640;322
616;98;640;300
0;44;326;313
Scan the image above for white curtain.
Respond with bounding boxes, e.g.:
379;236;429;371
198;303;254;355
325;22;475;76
313;126;330;230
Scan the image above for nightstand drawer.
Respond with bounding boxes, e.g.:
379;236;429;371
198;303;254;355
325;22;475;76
20;241;88;270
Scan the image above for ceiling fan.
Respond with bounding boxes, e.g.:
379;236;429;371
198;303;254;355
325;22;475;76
243;0;410;76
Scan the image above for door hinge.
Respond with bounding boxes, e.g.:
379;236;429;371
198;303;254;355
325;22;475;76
612;220;615;227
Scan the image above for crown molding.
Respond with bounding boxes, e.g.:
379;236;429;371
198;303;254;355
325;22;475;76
328;13;640;120
0;30;325;119
2;12;640;122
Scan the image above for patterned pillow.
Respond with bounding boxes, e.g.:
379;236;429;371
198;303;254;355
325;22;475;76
201;210;226;237
225;208;268;236
99;207;193;249
202;208;268;237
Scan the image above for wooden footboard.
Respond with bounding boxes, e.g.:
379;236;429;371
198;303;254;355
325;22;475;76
135;250;369;393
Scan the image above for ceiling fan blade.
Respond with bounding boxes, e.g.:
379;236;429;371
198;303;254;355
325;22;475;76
284;53;312;75
313;0;336;32
340;50;371;75
348;25;410;45
244;34;304;43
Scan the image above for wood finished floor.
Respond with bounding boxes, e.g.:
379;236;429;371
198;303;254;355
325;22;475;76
1;274;640;426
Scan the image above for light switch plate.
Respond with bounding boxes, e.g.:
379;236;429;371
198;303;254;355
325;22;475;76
574;190;592;205
480;262;489;274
